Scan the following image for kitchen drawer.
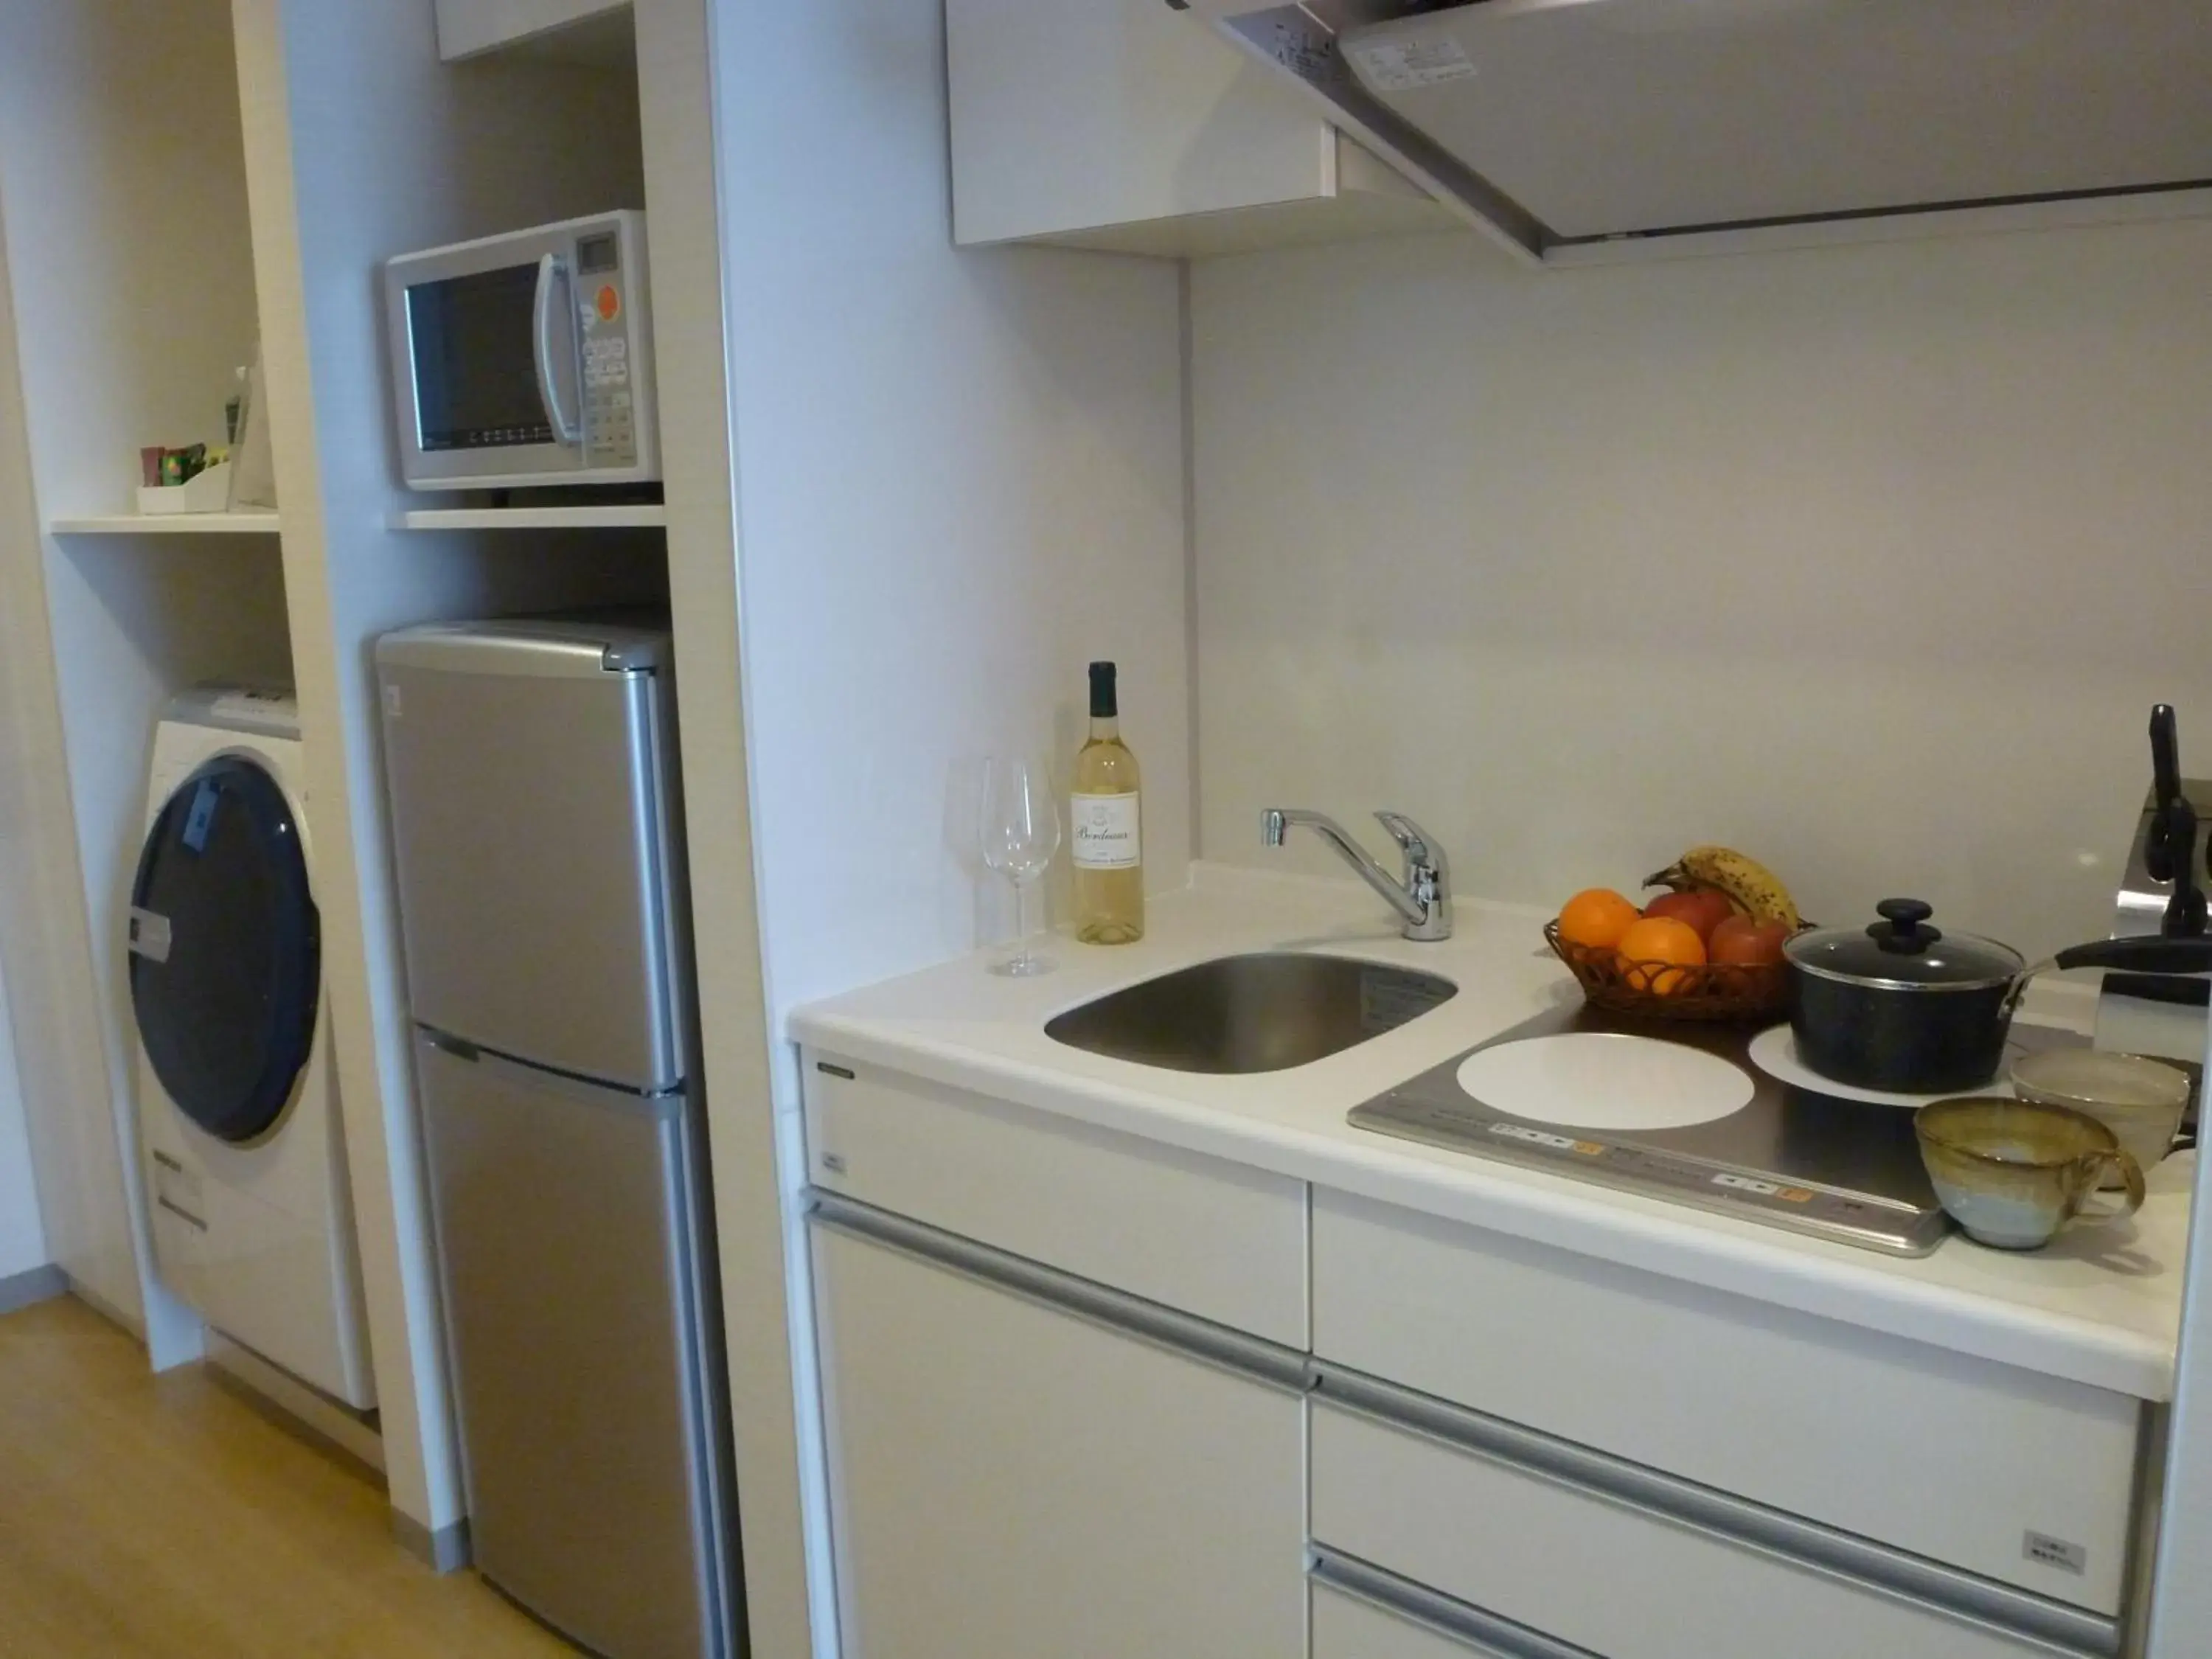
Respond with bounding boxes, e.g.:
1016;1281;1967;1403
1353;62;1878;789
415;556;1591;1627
802;1052;1306;1345
1312;1399;2104;1659
1312;1189;2140;1613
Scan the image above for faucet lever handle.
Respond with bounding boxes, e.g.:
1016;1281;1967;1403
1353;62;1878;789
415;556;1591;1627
1374;810;1438;865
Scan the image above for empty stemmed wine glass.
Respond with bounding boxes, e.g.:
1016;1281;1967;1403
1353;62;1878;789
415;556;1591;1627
979;757;1061;977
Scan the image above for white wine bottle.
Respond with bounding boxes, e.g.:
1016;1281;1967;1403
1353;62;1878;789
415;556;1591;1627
1072;661;1143;944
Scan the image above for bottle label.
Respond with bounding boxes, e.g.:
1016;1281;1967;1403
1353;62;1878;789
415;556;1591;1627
1071;793;1141;870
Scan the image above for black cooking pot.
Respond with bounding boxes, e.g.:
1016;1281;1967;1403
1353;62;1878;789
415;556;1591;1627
1785;898;2212;1094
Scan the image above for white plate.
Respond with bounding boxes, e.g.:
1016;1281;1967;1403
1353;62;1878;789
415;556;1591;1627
1455;1033;1754;1131
1743;1023;2021;1109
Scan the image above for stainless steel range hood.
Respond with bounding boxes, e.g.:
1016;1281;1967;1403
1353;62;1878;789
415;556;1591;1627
1173;0;2212;265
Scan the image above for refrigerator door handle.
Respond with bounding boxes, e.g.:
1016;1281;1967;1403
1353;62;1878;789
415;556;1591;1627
417;1029;681;1116
421;1029;480;1062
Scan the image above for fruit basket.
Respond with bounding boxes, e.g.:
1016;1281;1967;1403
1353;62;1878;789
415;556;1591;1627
1543;920;1792;1023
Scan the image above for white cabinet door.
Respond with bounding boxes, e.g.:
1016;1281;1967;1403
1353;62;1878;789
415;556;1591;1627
947;0;1444;254
811;1213;1308;1659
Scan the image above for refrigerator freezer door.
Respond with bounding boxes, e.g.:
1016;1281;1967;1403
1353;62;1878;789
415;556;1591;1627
378;627;684;1088
417;1034;730;1659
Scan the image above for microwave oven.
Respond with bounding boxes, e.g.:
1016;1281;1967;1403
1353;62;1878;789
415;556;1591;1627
383;209;657;491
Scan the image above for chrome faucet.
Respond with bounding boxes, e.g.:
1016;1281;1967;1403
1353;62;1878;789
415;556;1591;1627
1261;808;1453;942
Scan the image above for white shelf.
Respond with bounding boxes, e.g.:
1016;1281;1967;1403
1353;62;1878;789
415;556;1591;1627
394;504;667;530
49;512;282;535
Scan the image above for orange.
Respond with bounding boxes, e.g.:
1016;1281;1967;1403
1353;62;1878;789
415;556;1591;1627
1616;916;1708;997
1557;888;1641;953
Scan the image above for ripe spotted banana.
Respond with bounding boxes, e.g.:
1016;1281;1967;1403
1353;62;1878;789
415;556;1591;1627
1645;846;1802;931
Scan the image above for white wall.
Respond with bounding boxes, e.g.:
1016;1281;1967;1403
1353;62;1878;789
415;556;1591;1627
0;0;260;518
1192;220;2212;960
0;0;262;1343
726;24;1190;1017
0;226;81;1303
0;944;48;1280
714;0;1189;1648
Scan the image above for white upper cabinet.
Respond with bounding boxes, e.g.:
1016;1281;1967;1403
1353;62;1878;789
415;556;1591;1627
434;0;631;63
947;0;1451;256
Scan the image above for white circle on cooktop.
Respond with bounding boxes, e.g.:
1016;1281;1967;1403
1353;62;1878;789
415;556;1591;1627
1743;1023;2022;1110
1455;1034;1753;1131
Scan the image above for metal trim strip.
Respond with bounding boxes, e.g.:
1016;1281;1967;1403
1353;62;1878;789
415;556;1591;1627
1313;1366;2117;1657
807;1191;1314;1394
1311;1548;1599;1659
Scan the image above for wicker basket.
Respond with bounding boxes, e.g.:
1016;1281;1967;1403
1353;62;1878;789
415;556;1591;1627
1543;920;1791;1023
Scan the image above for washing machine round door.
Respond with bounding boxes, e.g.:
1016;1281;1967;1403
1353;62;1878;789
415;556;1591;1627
129;755;321;1145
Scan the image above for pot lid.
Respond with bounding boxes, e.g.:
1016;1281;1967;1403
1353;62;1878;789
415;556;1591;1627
1785;899;2025;990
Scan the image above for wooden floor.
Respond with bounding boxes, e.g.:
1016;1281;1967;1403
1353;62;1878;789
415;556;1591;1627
0;1294;577;1658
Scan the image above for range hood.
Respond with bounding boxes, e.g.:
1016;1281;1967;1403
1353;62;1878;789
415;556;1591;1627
1172;0;2212;265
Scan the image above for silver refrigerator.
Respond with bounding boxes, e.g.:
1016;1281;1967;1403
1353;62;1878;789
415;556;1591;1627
375;617;738;1659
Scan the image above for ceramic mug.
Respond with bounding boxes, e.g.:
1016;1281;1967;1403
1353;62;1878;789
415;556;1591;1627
1914;1097;2146;1251
2008;1048;2191;1190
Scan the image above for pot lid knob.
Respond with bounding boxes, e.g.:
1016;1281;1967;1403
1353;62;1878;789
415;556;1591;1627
1870;897;1941;955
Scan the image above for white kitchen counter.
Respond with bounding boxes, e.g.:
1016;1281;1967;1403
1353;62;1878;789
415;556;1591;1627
790;864;2195;1402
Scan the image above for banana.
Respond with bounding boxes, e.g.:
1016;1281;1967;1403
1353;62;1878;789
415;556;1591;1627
1644;846;1802;931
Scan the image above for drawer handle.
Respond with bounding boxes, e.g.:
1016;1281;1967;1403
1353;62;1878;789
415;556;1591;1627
156;1195;208;1232
1312;1548;1596;1659
809;1190;1313;1394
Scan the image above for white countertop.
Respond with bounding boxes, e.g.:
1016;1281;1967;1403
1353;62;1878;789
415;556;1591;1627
790;865;2196;1401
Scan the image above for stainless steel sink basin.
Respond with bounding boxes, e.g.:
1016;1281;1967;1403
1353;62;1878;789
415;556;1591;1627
1043;953;1458;1075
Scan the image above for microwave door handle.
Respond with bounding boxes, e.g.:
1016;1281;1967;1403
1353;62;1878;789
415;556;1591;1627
532;253;582;445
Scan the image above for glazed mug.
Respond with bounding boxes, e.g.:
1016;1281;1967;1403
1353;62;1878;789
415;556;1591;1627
1914;1097;2146;1251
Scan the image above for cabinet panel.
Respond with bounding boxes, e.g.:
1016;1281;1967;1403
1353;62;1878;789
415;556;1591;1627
949;0;1324;245
947;0;1444;253
804;1054;1307;1344
1313;1189;2138;1613
811;1219;1307;1659
1312;1403;2080;1659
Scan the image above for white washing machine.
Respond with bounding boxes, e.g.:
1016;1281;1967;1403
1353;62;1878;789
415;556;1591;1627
128;687;375;1409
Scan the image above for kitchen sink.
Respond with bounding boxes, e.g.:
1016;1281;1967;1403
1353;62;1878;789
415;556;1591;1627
1043;952;1458;1075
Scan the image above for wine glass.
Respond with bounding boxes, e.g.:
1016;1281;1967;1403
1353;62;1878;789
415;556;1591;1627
979;757;1061;977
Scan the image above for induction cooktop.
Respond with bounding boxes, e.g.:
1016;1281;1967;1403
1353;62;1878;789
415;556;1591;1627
1349;1005;2086;1256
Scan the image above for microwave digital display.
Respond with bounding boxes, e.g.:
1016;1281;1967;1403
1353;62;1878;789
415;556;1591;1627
406;265;555;451
577;232;619;275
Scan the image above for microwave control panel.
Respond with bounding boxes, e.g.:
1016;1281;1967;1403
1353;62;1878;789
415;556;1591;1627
576;231;636;466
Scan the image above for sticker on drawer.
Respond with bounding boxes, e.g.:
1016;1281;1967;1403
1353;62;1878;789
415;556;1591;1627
2024;1531;2088;1576
1345;34;1476;93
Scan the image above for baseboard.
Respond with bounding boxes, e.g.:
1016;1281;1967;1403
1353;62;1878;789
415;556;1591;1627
61;1273;145;1338
204;1330;385;1475
0;1263;66;1317
393;1511;473;1574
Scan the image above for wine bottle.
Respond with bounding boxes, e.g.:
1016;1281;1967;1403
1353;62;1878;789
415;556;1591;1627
1072;661;1143;944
